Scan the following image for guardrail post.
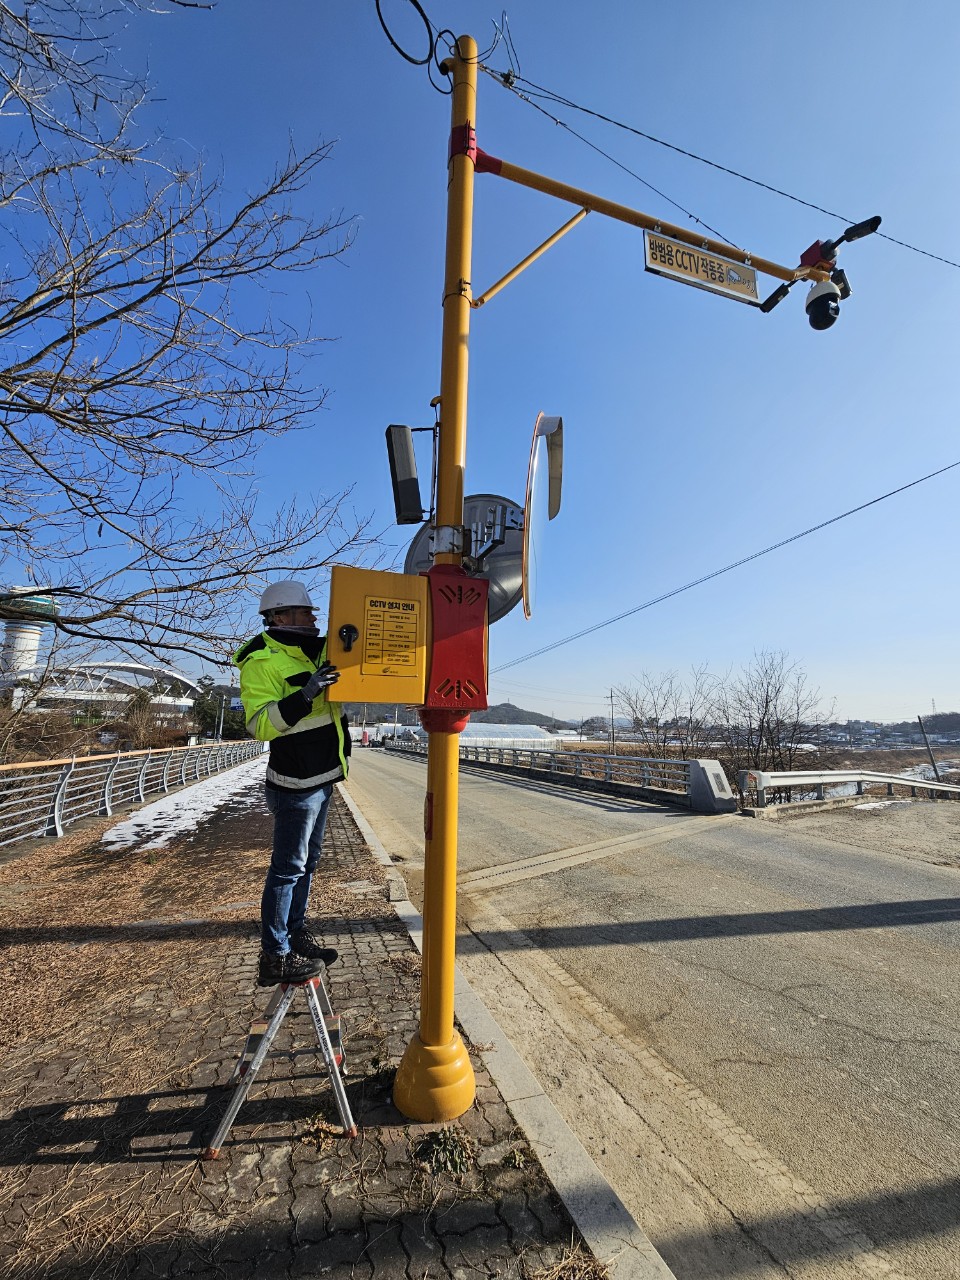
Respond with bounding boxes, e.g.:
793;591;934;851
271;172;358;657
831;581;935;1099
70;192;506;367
815;784;824;800
137;752;151;803
46;759;75;837
887;782;894;796
102;753;122;816
161;751;173;794
856;780;864;796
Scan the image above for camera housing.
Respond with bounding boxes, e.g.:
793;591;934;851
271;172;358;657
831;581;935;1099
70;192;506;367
805;279;842;331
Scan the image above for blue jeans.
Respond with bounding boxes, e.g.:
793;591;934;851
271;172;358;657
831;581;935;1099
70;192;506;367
261;783;333;955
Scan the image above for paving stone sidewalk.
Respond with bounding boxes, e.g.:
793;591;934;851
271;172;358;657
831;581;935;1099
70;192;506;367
0;779;593;1280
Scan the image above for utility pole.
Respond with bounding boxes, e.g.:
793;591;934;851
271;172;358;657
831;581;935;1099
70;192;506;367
388;32;879;1126
610;689;616;755
393;36;479;1122
917;715;942;782
216;694;225;741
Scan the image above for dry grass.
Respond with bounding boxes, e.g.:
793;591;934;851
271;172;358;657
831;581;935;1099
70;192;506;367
388;950;422;977
299;1111;346;1148
522;1241;610;1280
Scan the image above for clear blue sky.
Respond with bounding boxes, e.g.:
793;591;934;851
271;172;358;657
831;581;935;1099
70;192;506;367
116;1;959;724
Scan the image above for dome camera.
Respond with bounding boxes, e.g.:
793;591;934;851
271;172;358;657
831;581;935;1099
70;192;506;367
805;279;842;331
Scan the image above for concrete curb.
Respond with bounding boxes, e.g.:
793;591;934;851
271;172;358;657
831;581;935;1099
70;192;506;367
338;783;676;1280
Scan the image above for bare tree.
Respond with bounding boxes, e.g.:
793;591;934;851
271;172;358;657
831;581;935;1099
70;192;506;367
0;1;143;150
614;664;717;759
712;650;829;782
0;3;379;667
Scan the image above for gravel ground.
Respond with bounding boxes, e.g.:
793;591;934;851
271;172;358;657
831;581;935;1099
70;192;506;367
776;797;960;871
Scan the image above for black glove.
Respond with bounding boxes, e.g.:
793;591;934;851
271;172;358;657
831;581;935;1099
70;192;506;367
301;662;340;702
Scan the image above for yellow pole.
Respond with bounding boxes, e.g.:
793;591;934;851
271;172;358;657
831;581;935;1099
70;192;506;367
393;35;477;1123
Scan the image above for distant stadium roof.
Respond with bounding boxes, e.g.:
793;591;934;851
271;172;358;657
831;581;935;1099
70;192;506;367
1;660;198;706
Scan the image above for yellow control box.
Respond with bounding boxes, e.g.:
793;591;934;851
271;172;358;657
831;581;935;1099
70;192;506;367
326;565;429;704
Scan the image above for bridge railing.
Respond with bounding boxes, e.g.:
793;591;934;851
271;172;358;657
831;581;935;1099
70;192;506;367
739;767;960;809
0;740;266;850
384;741;737;813
388;739;686;785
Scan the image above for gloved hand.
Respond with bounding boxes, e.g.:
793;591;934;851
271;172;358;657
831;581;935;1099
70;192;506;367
301;662;340;702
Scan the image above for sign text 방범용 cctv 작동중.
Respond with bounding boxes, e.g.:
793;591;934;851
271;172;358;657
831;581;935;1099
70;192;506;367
643;231;759;305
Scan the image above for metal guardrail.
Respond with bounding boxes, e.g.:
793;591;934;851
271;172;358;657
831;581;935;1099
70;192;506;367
383;741;738;813
0;740;266;850
386;740;691;790
739;767;960;808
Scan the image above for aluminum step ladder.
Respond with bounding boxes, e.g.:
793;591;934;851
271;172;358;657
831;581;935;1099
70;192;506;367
203;970;357;1159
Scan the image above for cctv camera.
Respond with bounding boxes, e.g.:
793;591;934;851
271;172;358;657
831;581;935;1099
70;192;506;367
805;279;841;331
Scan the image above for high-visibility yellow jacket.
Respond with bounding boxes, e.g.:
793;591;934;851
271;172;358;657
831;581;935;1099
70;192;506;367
233;629;350;791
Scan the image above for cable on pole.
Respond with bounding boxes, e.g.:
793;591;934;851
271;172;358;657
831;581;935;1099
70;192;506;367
375;0;434;66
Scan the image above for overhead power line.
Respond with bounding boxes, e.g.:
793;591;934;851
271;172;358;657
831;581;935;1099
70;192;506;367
484;68;960;272
379;6;958;269
481;67;737;245
491;459;960;674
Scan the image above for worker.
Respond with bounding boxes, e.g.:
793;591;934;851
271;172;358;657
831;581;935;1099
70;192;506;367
234;580;351;986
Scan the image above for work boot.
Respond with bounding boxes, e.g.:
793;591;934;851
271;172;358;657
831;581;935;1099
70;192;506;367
257;950;323;987
290;925;338;967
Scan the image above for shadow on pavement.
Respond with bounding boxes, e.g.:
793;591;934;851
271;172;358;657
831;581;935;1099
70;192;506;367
0;1069;400;1166
0;911;409;947
462;896;960;950
2;1189;576;1280
655;1173;960;1276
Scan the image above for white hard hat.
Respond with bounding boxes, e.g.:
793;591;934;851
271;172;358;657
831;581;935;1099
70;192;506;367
258;580;314;615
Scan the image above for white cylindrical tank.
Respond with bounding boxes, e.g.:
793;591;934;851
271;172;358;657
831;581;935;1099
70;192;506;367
0;588;58;676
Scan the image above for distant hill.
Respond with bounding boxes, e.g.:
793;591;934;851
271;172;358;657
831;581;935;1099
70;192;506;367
470;702;568;730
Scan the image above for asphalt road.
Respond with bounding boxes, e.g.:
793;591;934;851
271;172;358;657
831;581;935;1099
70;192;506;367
346;749;960;1280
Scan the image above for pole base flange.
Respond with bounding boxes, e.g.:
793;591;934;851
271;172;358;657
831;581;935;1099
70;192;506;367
392;1031;475;1121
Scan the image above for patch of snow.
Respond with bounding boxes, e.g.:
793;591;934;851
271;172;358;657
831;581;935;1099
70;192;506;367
102;757;266;851
854;800;914;811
